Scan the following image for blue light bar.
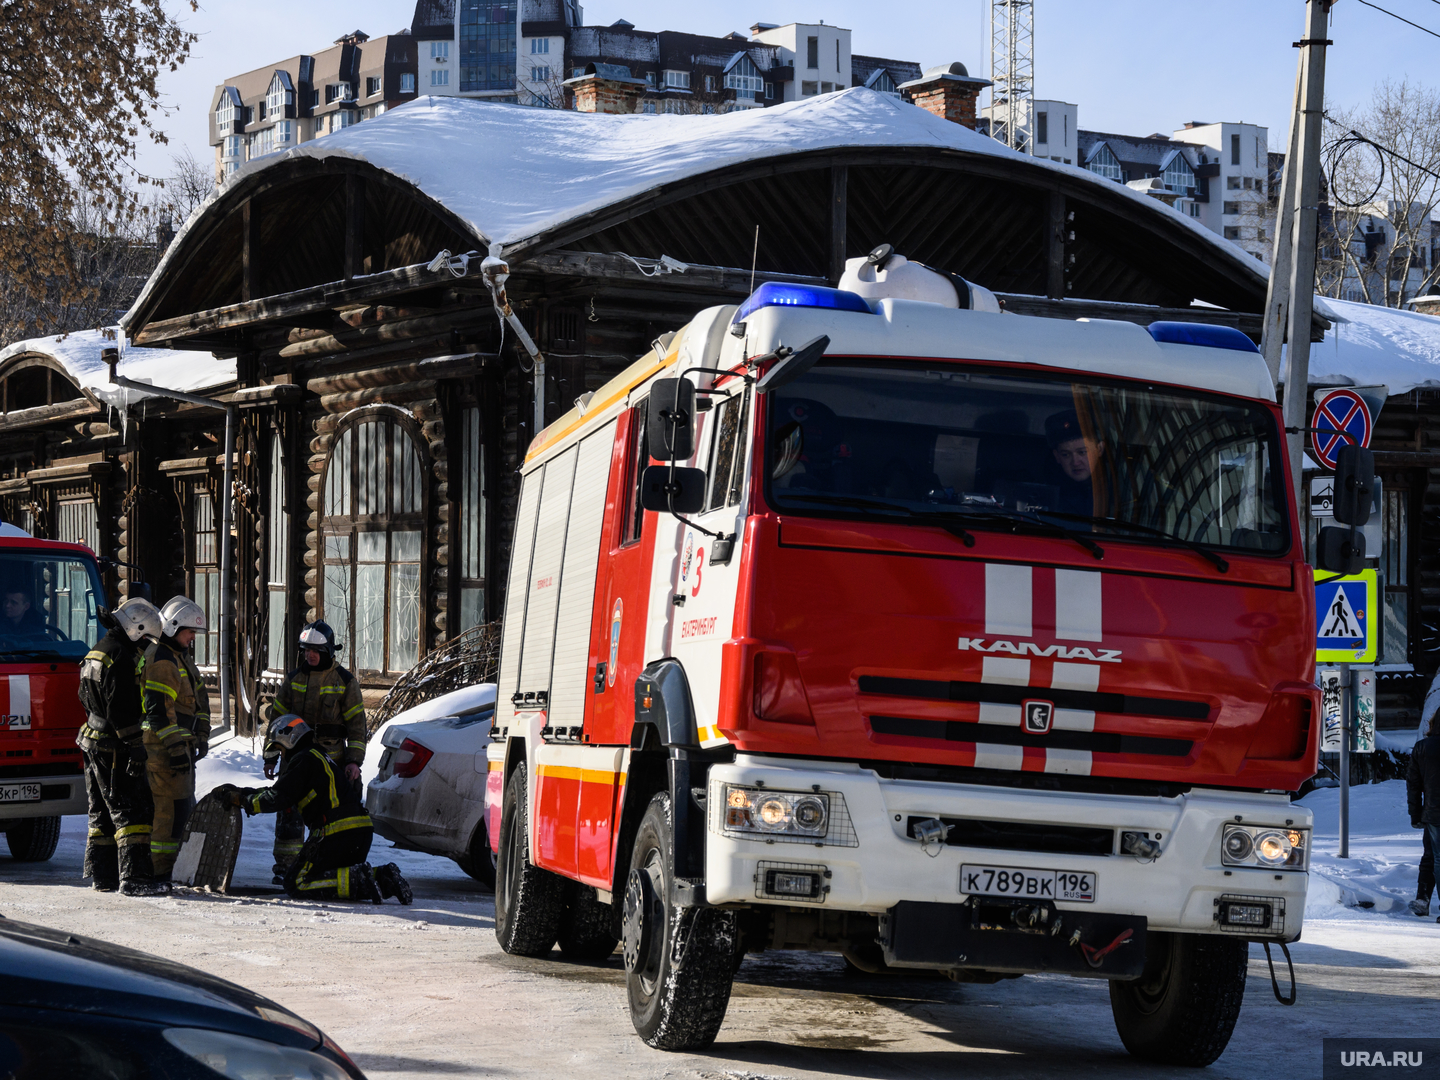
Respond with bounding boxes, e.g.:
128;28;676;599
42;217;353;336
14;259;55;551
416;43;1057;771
735;282;873;322
1147;321;1260;354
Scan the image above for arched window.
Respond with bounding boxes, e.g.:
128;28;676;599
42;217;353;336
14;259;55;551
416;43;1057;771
321;413;425;674
266;433;290;672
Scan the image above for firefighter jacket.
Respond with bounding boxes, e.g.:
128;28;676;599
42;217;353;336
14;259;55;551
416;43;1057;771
1409;734;1440;826
265;663;366;767
242;744;372;837
76;628;145;751
141;638;211;756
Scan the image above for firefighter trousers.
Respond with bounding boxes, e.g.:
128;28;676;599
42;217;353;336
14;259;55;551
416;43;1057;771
144;743;195;878
283;819;374;901
273;806;305;877
81;746;155;887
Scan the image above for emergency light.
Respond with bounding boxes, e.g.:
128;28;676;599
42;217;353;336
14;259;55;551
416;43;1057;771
734;282;873;323
1146;321;1261;353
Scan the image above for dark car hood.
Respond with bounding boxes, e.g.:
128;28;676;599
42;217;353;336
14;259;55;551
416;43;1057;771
0;917;319;1048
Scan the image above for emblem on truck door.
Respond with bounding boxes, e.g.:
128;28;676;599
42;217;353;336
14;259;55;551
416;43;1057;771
608;599;622;688
1022;699;1055;734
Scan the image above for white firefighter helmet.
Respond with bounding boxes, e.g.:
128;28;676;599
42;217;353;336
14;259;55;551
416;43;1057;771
112;597;162;644
159;596;207;638
267;713;311;752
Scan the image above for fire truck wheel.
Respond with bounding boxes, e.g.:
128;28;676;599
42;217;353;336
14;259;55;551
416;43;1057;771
623;792;736;1050
558;887;619;961
1108;931;1248;1067
494;764;567;956
4;816;61;862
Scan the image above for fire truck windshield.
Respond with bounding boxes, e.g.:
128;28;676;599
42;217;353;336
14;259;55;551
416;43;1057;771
0;550;104;659
764;359;1290;555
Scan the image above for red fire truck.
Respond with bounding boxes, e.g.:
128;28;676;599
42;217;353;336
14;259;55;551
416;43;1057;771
487;252;1323;1066
0;528;106;862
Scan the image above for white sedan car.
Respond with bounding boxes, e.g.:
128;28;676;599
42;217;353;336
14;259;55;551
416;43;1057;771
364;684;497;887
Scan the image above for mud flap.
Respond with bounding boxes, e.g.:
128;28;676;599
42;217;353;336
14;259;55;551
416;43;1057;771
174;791;243;892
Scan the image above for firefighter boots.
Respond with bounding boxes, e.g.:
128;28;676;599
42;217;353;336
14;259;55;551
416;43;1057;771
351;863;383;904
375;862;413;905
119;878;173;897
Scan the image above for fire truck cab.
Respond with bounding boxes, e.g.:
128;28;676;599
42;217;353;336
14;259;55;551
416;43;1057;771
0;528;106;862
488;252;1318;1066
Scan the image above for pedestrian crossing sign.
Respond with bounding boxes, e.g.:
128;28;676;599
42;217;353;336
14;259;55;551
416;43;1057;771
1314;568;1378;663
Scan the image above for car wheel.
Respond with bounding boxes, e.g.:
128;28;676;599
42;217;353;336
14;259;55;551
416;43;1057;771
623;792;736;1050
461;820;497;890
493;763;566;957
5;816;61;862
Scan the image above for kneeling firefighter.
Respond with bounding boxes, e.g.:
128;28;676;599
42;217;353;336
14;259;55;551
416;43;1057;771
141;596;211;880
77;597;167;896
262;621;366;883
217;714;410;904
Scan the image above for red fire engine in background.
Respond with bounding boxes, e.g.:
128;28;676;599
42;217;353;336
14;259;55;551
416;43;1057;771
0;527;107;862
486;250;1337;1067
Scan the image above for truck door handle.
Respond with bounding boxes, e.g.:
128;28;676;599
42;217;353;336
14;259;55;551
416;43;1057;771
593;662;606;693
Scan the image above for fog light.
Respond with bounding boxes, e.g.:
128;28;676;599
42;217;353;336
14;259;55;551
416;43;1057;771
765;869;821;898
1254;830;1293;865
1219;901;1271;928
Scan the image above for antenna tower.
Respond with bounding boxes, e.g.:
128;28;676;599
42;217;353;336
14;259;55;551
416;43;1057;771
989;0;1035;153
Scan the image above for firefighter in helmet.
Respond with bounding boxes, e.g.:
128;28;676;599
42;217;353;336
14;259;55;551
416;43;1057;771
141;596;211;880
262;620;367;883
77;596;168;896
216;714;410;904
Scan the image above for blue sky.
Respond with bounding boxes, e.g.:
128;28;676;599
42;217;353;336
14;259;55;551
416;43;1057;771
143;0;1435;179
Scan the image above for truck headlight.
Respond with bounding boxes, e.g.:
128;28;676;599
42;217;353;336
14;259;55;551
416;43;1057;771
1222;823;1307;870
724;786;828;839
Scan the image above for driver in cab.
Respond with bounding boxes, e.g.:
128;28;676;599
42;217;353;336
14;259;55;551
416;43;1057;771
1047;410;1106;518
1;582;46;636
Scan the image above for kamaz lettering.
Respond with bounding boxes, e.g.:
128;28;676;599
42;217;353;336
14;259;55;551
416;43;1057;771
957;638;1122;662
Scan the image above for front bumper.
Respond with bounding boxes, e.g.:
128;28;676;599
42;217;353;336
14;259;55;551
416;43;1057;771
705;755;1308;942
0;775;85;821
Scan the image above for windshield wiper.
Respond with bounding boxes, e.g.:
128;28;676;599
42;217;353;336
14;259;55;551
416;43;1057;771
778;493;1107;558
778;493;976;546
1032;510;1229;572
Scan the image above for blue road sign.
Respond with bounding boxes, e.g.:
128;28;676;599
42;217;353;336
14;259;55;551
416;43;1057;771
1314;569;1378;664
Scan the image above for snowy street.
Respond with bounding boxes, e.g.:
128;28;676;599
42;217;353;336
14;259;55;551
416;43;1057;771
1;739;1437;1079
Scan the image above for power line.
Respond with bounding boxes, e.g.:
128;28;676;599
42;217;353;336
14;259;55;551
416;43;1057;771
1353;0;1440;40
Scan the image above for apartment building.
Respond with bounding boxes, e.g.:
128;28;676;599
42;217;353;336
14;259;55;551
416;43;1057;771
210;31;418;182
1173;121;1271;261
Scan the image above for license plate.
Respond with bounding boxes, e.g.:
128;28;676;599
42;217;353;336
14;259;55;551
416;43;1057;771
0;782;41;803
960;863;1096;903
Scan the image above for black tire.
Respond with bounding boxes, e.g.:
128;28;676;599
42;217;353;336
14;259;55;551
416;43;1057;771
558;886;619;961
5;816;61;862
622;792;736;1050
1109;931;1249;1067
460;820;497;890
494;764;567;957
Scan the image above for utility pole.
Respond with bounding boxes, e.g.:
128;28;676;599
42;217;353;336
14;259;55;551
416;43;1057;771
1278;0;1335;496
1260;57;1305;385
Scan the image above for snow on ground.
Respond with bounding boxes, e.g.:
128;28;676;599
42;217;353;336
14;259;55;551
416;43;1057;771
1300;779;1428;916
5;756;1440;1078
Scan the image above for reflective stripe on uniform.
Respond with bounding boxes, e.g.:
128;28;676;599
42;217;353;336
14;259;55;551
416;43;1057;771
347;740;365;752
318;686;345;695
150;840;180;853
115;823;152;840
84;649;113;667
342;703;364;720
249;794;264;815
274;841;304;855
337;865;350;898
297;790;316;810
320;814;372;838
144;680;178;700
290;681;307;693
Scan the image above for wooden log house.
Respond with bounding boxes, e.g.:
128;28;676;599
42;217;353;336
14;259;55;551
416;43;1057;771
0;89;1346;730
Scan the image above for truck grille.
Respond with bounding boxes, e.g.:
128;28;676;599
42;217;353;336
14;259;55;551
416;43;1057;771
870;715;1193;758
905;814;1115;856
859;675;1211;721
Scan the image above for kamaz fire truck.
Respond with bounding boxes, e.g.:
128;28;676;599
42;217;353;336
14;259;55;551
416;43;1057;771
487;250;1325;1067
0;526;106;862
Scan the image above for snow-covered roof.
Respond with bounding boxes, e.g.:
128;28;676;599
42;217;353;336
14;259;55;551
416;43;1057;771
1282;297;1440;396
130;88;1266;328
0;329;235;410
